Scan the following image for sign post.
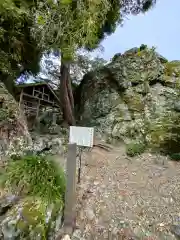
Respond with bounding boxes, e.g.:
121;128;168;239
69;126;94;184
63;126;94;234
64;143;77;234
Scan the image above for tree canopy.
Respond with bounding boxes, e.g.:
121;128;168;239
0;1;41;76
0;0;157;79
0;0;157;123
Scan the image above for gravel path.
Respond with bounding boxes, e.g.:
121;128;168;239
73;145;180;240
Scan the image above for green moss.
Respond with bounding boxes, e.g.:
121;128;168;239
8;197;61;239
136;48;146;57
148;113;180;154
123;94;144;112
0;108;8;121
126;142;146;157
164;61;180;77
148;121;169;148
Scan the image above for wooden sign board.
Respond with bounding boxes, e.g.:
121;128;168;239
69;126;94;147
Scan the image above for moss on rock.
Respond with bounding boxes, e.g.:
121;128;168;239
0;83;31;156
1;197;63;239
75;46;180;147
164;61;180;77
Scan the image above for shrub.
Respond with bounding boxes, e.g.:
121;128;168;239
169;153;180;161
139;44;148;51
126;142;146;157
147;113;180;156
164;61;180;77
157;114;180;155
1;155;66;205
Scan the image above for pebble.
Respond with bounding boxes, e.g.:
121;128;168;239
85;208;95;221
61;235;71;240
72;229;82;240
94;181;99;186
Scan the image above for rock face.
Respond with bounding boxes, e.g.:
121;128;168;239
0;195;63;239
0;83;31;157
75;47;180;146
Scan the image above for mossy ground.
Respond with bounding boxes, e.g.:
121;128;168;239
0;155;66;238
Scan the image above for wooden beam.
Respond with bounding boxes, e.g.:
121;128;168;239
22;93;55;105
36;99;40;119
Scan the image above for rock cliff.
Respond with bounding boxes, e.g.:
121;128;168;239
75;46;180;149
0;83;31;157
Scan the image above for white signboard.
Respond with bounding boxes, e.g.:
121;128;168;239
69;126;94;147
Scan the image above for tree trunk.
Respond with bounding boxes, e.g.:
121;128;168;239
60;59;75;126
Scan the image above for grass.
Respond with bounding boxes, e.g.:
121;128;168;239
1;155;66;205
126;142;146;157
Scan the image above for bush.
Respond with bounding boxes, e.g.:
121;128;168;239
126;142;146;157
157;114;180;155
139;44;148;51
164;61;180;77
169;153;180;161
1;155;66;205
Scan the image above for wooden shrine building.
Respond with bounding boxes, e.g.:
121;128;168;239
16;82;60;123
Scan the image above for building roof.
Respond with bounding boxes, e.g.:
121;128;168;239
16;81;60;104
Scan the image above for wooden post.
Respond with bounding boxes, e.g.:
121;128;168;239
36;99;40;119
19;89;23;109
64;143;77;234
52;112;57;125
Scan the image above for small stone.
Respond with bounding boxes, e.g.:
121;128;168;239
94;181;99;186
61;234;71;240
85;208;95;221
72;229;82;240
112;227;118;235
171;225;180;237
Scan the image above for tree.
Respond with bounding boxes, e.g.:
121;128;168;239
31;0;114;125
37;51;107;88
30;0;157;125
0;0;41;95
0;0;157;125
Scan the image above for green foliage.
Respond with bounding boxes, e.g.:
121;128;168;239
5;196;63;239
0;0;157;85
147;115;173;149
147;112;180;155
0;108;9;121
159;118;180;155
139;44;148;51
32;0;115;58
164;61;180;77
124;93;144;112
0;0;41;85
126;142;146;157
12;198;49;239
2;155;66;204
169;153;180;161
32;0;157;59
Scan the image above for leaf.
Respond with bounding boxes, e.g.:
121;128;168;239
60;0;72;4
37;15;45;25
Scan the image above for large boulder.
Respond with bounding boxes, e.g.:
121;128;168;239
0;83;31;157
75;47;180;145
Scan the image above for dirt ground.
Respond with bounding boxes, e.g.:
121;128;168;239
73;143;180;240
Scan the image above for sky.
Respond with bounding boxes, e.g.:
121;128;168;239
93;0;180;61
